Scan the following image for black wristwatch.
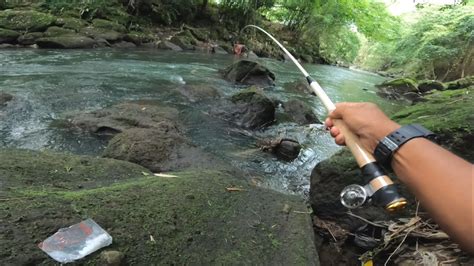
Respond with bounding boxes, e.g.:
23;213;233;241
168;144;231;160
374;124;436;169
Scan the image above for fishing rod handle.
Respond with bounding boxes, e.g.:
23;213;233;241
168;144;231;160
307;79;407;212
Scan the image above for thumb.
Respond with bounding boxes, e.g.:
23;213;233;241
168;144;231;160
328;102;349;120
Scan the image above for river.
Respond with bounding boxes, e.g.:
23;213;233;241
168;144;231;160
0;49;403;195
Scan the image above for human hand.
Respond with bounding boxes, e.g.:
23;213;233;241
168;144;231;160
324;102;401;152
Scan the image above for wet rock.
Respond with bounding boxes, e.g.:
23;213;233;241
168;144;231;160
226;87;275;129
0;28;19;44
283;99;321;125
92;19;126;33
43;26;76;37
176;84;220;102
300;54;313;63
157;40;183;51
417;80;446;93
65;101;180;136
100;250;125;266
184;25;209;42
222;60;276;87
170;30;198;50
445;76;474;90
283;80;314;95
258;138;302;161
80;27;123;42
0;92;13;106
0;43;16;48
0;10;56;31
112;41;136;49
36;36;95;49
55;17;88;31
17;32;43;45
247;51;259;59
376;78;420;102
124;31;154;45
103;126;211;172
212;46;228;54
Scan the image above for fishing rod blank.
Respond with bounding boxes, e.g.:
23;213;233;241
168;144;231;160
241;25;407;212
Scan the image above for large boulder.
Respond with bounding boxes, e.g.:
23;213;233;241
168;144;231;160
64;101;180;136
80;27;123;42
226;87;276;129
445;76;474;90
17;32;43;45
282;99;321;125
170;30;197;50
0;149;319;265
103;126;212;172
36;35;96;49
0;28;19;44
417;80;446;93
376;78;420;102
222;60;276;87
55;17;88;31
258;138;302;161
43;26;76;37
157;40;183;51
283;80;314;95
0;10;56;31
92;18;127;33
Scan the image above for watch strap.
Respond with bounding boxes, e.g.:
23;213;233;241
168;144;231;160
374;124;436;169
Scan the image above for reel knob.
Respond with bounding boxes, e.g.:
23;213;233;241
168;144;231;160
340;184;367;209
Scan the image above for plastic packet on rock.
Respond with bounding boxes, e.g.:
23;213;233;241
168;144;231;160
38;218;112;263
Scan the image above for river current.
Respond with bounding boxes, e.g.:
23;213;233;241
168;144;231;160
0;49;402;195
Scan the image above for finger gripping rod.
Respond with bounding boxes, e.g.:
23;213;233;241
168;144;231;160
242;25;406;212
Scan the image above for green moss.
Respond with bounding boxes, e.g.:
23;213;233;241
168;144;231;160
445;76;474;90
0;149;318;265
231;87;264;103
56;17;88;31
92;18;126;33
43;26;76;37
383;78;417;87
0;27;19;42
0;10;56;31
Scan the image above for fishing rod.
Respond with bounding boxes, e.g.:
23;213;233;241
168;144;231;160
241;25;407;212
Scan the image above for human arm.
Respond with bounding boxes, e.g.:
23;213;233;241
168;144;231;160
325;102;474;253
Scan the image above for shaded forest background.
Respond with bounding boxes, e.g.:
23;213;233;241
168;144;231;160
1;0;473;81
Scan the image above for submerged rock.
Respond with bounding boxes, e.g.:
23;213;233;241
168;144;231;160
283;80;314;95
36;36;96;49
226;87;276;129
100;250;125;266
0;149;319;265
65;101;180;136
222;60;276;87
176;84;220;102
157;40;183;51
0;92;13;106
283;99;321;125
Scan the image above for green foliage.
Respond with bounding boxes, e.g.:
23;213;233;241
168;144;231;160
357;5;473;81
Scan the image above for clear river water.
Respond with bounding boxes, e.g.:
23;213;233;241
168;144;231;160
0;49;403;196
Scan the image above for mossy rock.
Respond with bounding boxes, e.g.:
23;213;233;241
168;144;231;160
170;31;197;50
0;149;319;265
43;26;76;37
0;28;19;43
418;80;446;93
376;78;420;102
55;17;88;31
80;26;123;42
445;76;474;90
392;88;474;162
17;32;43;45
282;99;321;125
36;35;95;49
184;25;209;42
124;31;155;45
92;18;126;33
0;10;56;31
